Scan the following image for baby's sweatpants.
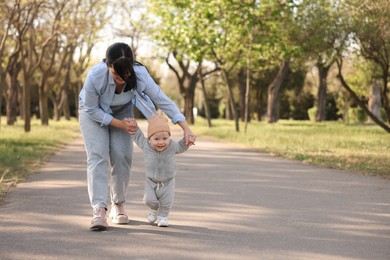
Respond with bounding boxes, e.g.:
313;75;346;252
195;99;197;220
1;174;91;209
143;177;175;218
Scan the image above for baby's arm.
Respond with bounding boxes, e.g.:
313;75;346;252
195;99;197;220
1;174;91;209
175;138;190;154
125;119;147;150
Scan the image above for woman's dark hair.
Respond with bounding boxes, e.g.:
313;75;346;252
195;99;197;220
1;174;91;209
104;42;137;92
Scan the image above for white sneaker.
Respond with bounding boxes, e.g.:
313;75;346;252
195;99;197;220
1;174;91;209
109;203;129;224
147;210;157;223
90;207;108;231
157;216;169;227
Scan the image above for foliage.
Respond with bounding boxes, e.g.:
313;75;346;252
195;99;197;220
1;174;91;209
347;108;367;124
342;56;375;97
291;0;346;63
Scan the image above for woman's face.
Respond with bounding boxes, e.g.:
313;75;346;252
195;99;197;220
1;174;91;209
148;131;171;152
108;66;127;85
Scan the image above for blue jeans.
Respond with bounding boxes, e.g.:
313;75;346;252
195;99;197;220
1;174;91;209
79;103;134;209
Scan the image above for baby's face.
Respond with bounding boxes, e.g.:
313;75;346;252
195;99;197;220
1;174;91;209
149;131;171;152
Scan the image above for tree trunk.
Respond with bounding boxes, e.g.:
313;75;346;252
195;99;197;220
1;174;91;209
49;93;59;120
224;99;231;120
199;70;212;127
381;69;390;124
0;69;7;131
0;69;3;130
222;69;239;132
368;78;382;122
5;58;21;125
6;72;19;125
244;59;251;133
165;53;197;125
238;68;246;122
254;85;265;121
183;75;198;124
316;63;330;122
61;58;72;120
183;88;195;124
22;76;31;132
255;87;261;121
57;66;71;121
267;60;290;123
57;88;70;120
38;78;49;125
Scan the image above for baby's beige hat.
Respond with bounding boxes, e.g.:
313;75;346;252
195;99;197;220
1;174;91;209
147;115;171;138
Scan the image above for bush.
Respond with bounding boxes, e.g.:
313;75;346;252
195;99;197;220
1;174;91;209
348;107;367;124
380;108;387;122
307;107;317;122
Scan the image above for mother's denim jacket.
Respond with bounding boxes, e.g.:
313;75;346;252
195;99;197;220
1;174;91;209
79;62;185;126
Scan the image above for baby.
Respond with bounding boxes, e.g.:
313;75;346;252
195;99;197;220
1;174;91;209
131;115;194;227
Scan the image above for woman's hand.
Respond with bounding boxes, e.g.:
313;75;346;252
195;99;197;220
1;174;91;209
110;117;138;134
123;118;138;134
178;120;196;146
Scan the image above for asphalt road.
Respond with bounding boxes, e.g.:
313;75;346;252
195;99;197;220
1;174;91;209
1;122;389;260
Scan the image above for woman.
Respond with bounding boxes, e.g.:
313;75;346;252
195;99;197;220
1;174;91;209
78;42;195;231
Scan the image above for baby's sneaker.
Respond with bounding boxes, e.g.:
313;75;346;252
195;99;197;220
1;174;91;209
157;216;169;227
147;209;157;223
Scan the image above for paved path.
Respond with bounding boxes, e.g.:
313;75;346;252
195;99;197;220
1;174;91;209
0;122;389;260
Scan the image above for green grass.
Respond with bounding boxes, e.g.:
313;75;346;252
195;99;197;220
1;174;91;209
192;118;390;179
0;118;80;202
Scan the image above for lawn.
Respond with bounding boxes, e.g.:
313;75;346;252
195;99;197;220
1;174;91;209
191;118;390;179
0;118;80;202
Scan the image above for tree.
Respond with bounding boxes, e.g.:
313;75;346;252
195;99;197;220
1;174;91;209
36;1;67;125
336;58;390;132
147;1;220;125
348;0;390;124
267;60;290;123
116;0;149;61
292;0;347;122
0;0;111;131
17;0;46;132
57;0;110;120
0;0;29;126
0;1;19;128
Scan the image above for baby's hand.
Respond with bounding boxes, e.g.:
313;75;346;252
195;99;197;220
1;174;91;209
187;135;196;146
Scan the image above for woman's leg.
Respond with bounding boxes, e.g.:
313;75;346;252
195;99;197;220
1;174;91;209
79;110;110;209
109;125;133;204
109;103;134;204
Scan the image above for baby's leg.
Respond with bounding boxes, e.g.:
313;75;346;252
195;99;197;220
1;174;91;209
157;178;175;218
143;179;159;211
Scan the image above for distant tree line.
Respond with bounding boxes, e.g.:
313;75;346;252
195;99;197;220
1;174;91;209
0;0;111;131
1;0;389;133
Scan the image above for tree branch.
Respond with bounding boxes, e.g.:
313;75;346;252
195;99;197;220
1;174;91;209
336;58;390;133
